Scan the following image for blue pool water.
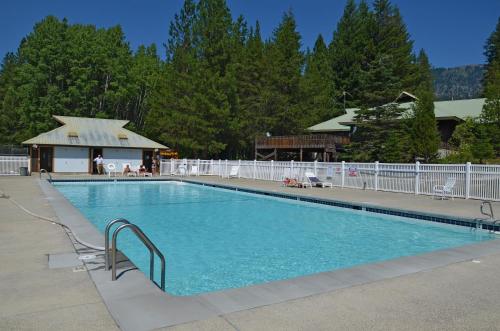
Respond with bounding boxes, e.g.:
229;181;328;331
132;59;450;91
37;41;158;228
53;181;492;296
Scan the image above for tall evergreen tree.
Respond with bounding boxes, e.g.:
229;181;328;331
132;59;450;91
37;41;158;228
329;0;373;108
301;34;340;127
410;49;440;162
481;17;500;154
265;10;304;135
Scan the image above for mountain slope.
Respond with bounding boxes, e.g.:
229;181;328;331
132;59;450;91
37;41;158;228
432;64;485;100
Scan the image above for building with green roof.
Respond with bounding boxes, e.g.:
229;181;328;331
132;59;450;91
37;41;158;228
307;97;486;148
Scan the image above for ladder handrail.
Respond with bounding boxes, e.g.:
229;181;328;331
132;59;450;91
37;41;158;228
39;169;52;182
104;218;130;270
480;201;494;220
111;223;166;291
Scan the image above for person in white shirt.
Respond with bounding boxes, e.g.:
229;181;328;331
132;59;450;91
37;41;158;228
94;155;104;175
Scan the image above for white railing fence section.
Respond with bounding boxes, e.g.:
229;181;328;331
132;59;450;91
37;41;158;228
160;159;500;201
0;156;30;175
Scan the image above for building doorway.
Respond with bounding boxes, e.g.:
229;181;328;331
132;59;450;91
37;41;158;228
39;147;53;172
91;148;103;174
143;150;153;172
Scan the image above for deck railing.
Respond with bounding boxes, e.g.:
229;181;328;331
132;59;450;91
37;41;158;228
0;156;30;176
160;159;500;201
255;134;347;149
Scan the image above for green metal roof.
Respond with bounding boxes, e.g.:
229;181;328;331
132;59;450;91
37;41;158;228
307;98;486;133
23;115;168;149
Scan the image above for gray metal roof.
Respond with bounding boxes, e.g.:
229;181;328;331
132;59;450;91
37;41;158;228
23;115;168;149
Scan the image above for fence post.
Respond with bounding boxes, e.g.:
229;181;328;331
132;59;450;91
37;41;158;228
290;159;294;177
465;162;471;199
374;161;379;191
314;160;317;175
218;159;222;177
210;159;214;175
341;161;345;188
225;159;228;178
271;160;274;181
170;159;174;175
415;161;420;195
253;159;257;179
238;159;241;178
197;159;200;176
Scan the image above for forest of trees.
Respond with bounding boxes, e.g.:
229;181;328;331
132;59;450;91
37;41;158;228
0;0;498;162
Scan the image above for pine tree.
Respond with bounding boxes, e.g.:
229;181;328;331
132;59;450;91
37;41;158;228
362;0;414;107
481;17;500;155
329;0;373;108
301;34;340;127
265;10;305;136
410;50;440;162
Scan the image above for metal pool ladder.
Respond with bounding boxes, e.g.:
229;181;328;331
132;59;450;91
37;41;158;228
479;201;500;233
104;219;166;291
39;169;52;182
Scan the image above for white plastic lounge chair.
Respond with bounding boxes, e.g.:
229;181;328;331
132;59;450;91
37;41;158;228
190;165;199;176
433;177;457;200
178;165;187;176
304;171;333;188
128;165;139;177
229;166;239;178
107;163;117;178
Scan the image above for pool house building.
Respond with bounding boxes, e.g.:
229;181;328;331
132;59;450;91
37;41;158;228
23;115;168;173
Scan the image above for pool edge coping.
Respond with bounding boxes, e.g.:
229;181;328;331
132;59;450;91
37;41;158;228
42;177;500;330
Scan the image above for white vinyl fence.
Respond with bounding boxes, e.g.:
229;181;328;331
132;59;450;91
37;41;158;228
0;156;30;176
160;159;500;201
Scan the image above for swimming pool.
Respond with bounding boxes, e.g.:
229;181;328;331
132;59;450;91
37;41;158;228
53;180;493;296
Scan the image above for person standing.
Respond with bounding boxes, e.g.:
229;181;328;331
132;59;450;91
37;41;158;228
94;155;104;175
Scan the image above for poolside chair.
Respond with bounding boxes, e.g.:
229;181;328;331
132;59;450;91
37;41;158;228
128;165;139;177
433;177;457;200
303;171;333;188
107;163;117;178
177;165;187;176
228;165;239;178
190;165;199;176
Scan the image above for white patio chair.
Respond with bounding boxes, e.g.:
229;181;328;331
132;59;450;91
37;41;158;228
190;165;199;176
303;171;333;188
433;177;457;200
128;165;139;177
107;163;117;178
228;166;239;178
178;165;187;176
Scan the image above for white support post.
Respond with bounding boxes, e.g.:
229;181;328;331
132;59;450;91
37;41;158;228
374;161;379;191
341;161;345;188
238;159;241;178
225;159;228;178
170;159;174;175
197;159;200;176
210;159;214;175
415;161;420;195
313;160;318;175
465;162;471;199
271;160;274;181
218;159;222;177
290;160;294;178
253;159;257;179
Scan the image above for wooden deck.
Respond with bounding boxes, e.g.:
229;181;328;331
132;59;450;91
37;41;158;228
255;134;349;161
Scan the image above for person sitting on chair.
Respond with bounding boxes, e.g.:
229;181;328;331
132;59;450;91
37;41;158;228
139;164;147;175
123;164;132;176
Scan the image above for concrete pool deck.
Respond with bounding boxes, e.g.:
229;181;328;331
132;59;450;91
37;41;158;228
2;174;500;330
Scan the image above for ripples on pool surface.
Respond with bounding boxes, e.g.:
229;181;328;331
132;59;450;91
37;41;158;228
53;181;493;296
